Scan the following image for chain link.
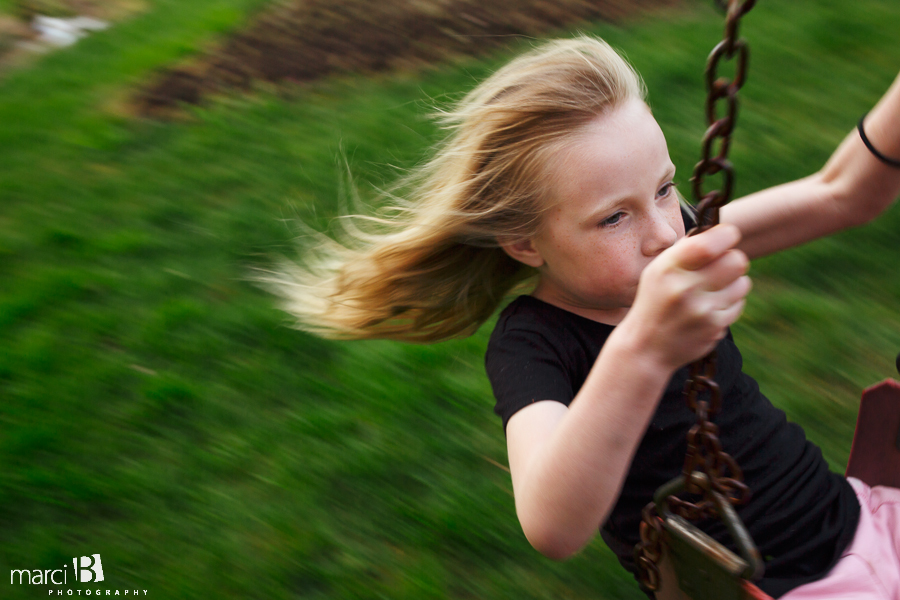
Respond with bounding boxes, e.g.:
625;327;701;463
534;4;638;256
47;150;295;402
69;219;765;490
693;0;756;232
635;502;664;592
635;1;756;592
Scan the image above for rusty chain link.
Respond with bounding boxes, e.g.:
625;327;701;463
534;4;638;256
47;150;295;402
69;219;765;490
635;502;664;592
692;0;756;232
635;0;757;592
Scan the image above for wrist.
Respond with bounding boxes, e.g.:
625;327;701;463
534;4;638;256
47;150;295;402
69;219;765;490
858;113;900;169
605;314;680;378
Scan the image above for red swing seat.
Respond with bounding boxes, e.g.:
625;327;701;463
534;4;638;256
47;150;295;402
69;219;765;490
846;378;900;489
653;378;900;600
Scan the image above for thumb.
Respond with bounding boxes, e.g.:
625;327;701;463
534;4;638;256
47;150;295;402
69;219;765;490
672;224;742;271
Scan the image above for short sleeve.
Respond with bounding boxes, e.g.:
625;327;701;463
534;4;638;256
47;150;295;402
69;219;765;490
485;324;575;433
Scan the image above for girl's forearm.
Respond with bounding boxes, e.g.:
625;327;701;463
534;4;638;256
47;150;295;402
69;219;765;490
822;70;900;220
511;324;675;559
854;70;900;166
724;70;900;259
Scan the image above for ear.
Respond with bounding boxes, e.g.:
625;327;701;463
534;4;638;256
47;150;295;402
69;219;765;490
499;237;544;268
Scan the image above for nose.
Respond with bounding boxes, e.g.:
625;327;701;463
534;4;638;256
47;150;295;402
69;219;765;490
641;205;679;257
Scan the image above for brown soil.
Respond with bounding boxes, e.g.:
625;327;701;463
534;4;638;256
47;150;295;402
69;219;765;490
0;0;145;73
12;0;145;20
135;0;681;117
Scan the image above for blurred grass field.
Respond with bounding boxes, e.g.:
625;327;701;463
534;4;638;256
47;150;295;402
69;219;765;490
1;0;900;598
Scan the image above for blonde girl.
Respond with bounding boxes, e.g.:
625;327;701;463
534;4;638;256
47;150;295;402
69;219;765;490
266;37;900;598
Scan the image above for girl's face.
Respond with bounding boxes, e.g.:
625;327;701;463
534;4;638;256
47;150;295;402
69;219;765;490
523;98;684;325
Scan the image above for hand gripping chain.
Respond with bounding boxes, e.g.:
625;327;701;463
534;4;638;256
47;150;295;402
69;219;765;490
635;0;757;593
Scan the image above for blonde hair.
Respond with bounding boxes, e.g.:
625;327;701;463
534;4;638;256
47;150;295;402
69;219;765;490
263;36;646;342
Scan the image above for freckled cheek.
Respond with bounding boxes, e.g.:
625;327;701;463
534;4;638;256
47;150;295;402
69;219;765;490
579;249;621;281
590;241;624;267
590;243;637;283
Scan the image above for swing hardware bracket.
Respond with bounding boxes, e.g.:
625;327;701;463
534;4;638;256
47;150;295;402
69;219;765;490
655;472;764;596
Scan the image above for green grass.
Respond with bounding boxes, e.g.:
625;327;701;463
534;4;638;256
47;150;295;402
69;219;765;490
1;0;900;598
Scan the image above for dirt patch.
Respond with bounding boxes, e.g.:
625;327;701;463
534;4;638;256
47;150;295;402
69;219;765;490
135;0;681;117
0;0;145;72
4;0;144;21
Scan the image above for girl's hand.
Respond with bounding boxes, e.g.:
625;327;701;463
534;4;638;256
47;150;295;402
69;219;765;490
621;224;752;371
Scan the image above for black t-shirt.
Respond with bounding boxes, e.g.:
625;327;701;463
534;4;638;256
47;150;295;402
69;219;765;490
485;295;860;598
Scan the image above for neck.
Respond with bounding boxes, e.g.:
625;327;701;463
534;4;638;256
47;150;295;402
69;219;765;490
530;283;629;326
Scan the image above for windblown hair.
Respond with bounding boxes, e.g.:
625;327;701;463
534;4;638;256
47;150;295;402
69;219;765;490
263;36;646;342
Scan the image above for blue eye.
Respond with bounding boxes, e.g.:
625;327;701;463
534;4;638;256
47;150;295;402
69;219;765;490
657;182;676;199
601;212;624;227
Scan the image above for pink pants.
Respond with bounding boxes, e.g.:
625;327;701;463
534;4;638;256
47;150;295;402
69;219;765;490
780;478;900;600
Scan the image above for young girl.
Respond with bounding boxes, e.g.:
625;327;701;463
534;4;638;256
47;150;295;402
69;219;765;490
267;37;900;598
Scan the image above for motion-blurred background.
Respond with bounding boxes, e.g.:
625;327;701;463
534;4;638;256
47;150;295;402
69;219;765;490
1;0;899;598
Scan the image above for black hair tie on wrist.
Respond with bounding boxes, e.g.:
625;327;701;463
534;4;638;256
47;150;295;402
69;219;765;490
858;113;900;169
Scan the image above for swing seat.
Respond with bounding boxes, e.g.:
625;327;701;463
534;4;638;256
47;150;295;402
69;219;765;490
653;378;900;600
845;378;900;489
652;472;766;600
655;552;770;600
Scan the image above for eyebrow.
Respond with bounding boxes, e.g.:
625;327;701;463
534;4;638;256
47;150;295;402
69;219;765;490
582;163;677;225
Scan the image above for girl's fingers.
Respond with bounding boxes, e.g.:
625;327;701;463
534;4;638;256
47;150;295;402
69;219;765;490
671;224;742;272
709;275;753;312
694;250;750;292
713;298;747;331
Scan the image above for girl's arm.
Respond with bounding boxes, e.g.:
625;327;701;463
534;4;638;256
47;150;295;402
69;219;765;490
506;336;669;559
506;225;750;559
722;71;900;259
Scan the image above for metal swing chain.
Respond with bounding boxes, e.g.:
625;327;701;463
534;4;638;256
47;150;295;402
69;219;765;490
635;0;757;592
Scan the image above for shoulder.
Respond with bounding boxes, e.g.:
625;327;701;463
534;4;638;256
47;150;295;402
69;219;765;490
485;296;614;430
487;295;617;363
486;295;586;362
